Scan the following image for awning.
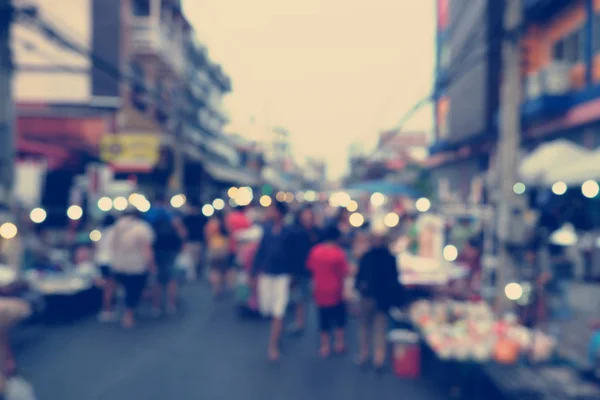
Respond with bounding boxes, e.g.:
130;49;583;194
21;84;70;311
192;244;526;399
204;161;259;187
519;139;590;185
544;149;600;185
348;180;419;198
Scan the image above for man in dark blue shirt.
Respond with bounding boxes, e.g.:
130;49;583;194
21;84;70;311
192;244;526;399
146;193;187;315
252;201;292;361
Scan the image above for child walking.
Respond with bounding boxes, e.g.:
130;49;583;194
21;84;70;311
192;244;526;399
307;226;350;357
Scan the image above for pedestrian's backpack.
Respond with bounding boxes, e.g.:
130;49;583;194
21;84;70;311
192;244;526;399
153;211;182;251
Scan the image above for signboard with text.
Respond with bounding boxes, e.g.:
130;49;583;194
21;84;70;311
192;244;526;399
100;134;160;171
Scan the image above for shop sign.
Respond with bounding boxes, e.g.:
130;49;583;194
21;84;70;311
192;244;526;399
100;134;160;170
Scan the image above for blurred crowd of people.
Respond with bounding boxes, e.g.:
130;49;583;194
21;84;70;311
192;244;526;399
82;194;414;369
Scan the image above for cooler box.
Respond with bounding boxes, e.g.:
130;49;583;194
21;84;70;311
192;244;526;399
389;329;420;379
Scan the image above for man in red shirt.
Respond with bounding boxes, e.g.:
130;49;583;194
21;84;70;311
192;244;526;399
307;226;350;357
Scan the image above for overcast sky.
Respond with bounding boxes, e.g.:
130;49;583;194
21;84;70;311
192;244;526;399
183;0;435;178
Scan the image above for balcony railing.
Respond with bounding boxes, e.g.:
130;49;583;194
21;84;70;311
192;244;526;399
130;20;185;75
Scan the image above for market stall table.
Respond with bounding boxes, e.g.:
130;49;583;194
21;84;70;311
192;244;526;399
397;252;469;287
26;271;101;324
407;299;600;399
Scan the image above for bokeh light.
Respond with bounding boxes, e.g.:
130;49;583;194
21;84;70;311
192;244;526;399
443;245;458;262
260;195;272;207
67;205;83;220
128;193;141;204
202;204;215;217
30;207;47;224
346;200;358;212
0;223;17;239
113;197;128;211
284;192;294;203
505;283;523;301
552;181;567;195
349;212;364;228
136;199;151;213
89;229;102;242
235;187;253;206
98;196;113;212
513;182;526;195
415;197;431;213
170;194;186;208
384;212;399;228
228;187;238;198
581;180;599;199
213;198;225;210
305;190;317;202
370;192;386;207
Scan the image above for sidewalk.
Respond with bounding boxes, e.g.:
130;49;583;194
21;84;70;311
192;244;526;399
555;282;599;368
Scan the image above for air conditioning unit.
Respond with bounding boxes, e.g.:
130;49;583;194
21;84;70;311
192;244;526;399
543;61;571;95
526;72;542;100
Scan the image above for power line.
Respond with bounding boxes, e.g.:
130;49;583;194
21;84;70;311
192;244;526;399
14;37;89;73
18;12;148;91
390;2;506;132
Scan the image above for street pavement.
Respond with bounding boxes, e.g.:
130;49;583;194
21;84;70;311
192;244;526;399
557;282;600;368
15;283;444;400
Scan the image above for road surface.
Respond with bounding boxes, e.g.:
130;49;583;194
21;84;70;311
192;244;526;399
15;283;444;400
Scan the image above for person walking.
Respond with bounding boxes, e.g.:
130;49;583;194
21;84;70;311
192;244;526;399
111;208;156;329
205;214;231;298
252;201;292;362
307;225;349;357
95;214;117;322
147;193;186;315
355;221;401;371
225;205;251;286
182;201;207;281
286;206;321;335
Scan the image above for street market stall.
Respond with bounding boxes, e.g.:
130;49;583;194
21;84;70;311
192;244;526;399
402;299;600;399
24;270;101;324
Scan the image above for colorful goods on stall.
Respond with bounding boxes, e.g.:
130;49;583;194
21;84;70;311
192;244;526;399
398;252;468;286
410;300;556;364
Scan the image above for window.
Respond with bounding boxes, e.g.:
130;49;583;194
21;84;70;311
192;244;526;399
132;0;150;17
553;27;585;63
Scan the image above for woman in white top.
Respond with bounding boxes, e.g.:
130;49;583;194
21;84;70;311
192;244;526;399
110;208;156;329
96;214;117;322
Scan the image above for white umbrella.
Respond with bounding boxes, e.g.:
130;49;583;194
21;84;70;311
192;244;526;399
544;149;600;185
519;140;590;184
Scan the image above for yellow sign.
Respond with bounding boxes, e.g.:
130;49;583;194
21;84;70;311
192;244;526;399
100;134;160;167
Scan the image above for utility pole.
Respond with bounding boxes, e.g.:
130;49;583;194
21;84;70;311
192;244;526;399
496;0;524;313
0;0;14;210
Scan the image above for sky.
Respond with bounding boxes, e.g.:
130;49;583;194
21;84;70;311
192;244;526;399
183;0;436;179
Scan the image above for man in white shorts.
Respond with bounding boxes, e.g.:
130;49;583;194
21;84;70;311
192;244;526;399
252;201;292;361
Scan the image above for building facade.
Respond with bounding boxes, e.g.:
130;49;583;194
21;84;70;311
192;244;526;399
430;0;600;206
520;0;600;151
181;35;258;202
430;0;503;206
11;0;249;207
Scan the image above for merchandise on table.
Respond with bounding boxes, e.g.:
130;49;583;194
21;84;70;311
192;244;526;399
397;252;468;286
28;275;92;295
410;300;556;363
